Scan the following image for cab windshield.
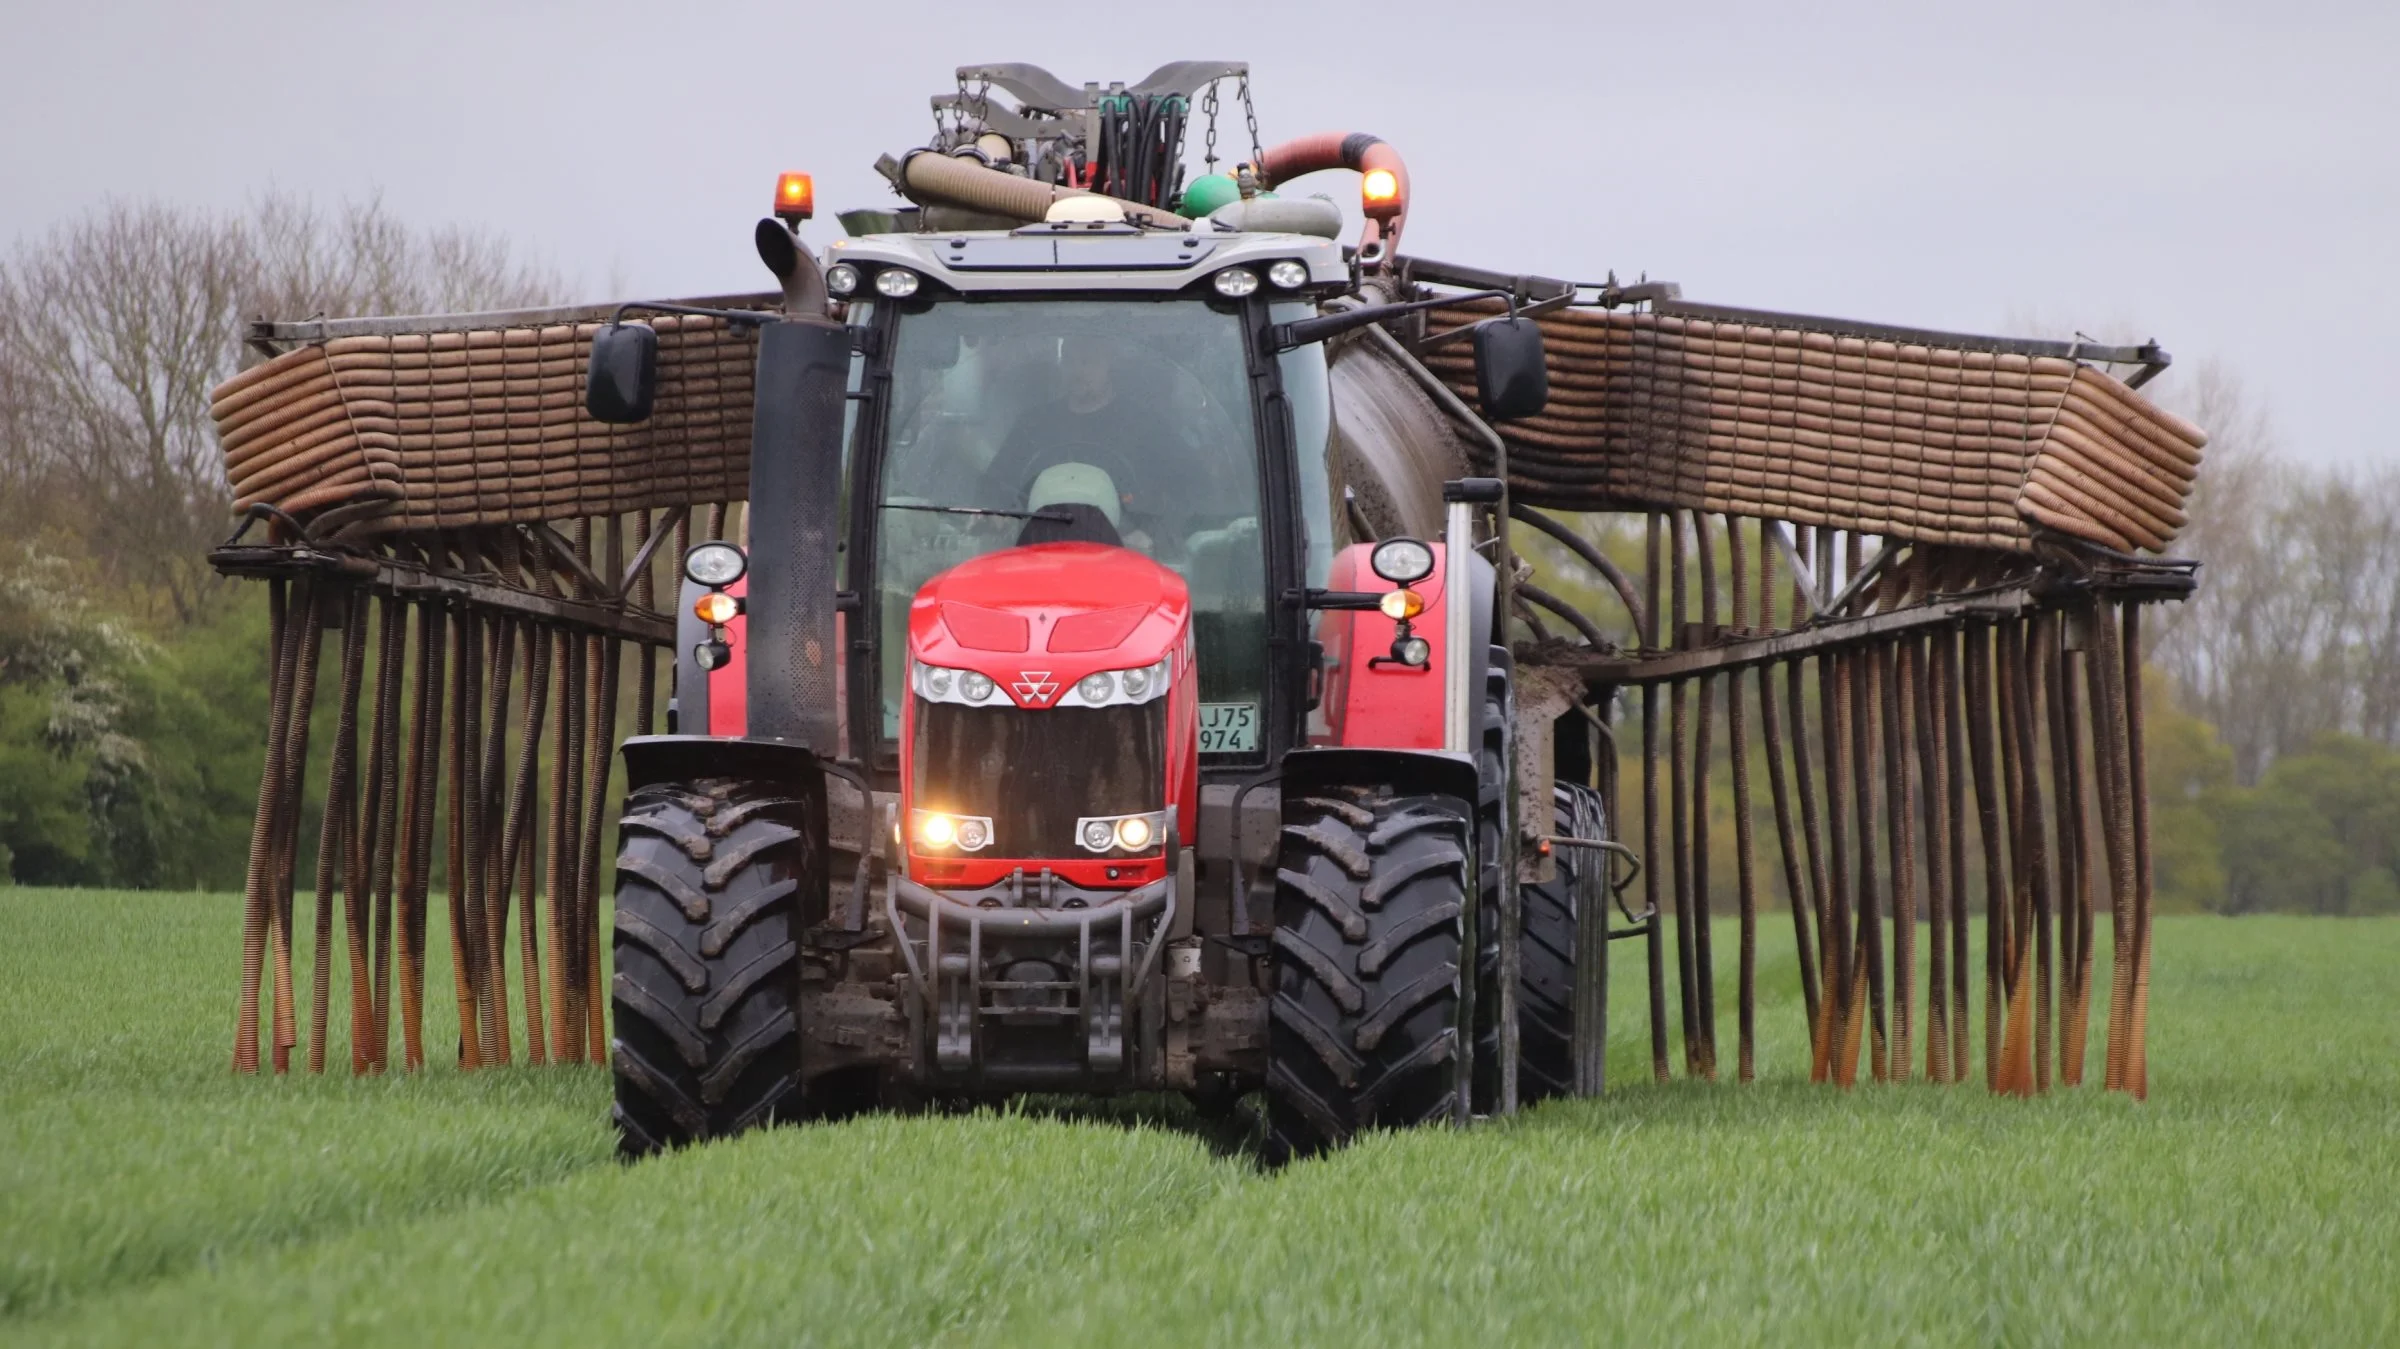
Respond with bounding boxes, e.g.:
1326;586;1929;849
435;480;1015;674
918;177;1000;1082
873;298;1266;745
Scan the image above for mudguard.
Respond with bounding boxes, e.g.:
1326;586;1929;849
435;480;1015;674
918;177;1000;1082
1278;745;1479;809
620;733;826;797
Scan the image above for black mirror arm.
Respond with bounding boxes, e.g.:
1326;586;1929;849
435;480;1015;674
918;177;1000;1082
1286;587;1387;611
1268;289;1509;352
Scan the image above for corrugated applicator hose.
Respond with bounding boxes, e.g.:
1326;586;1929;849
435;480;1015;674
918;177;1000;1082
898;151;1186;229
308;590;369;1074
269;579;327;1074
359;595;406;1072
1726;518;1759;1084
233;578;294;1074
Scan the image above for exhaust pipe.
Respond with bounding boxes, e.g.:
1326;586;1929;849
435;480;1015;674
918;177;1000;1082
745;317;850;752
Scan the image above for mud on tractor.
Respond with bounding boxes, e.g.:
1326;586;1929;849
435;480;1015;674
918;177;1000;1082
213;62;2207;1150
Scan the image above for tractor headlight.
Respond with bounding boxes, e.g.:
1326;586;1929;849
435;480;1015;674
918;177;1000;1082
911;809;993;852
1267;259;1309;289
684;542;747;587
914;661;1008;706
825;262;860;297
1371;537;1436;585
1211;267;1260;298
874;267;922;298
1075;810;1171;855
1057;655;1171;708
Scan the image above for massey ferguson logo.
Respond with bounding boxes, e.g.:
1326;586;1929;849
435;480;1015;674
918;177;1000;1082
1011;671;1059;705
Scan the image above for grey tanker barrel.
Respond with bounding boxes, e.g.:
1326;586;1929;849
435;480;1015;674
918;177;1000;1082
744;318;851;753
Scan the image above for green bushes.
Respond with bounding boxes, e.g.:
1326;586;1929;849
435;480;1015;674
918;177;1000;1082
0;553;267;890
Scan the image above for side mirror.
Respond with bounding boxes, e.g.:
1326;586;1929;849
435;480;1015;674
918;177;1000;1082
1471;316;1548;420
585;322;658;424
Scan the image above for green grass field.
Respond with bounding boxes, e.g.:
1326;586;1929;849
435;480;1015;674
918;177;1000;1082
3;890;2395;1346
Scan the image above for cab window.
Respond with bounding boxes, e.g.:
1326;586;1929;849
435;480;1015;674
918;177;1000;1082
872;298;1267;748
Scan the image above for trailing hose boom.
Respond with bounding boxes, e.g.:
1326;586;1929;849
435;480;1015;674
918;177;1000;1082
210;60;2198;1154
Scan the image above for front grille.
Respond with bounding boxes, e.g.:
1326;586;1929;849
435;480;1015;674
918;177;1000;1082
912;700;1166;857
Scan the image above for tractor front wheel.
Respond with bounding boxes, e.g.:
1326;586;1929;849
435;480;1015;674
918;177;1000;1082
1266;789;1472;1161
610;778;816;1157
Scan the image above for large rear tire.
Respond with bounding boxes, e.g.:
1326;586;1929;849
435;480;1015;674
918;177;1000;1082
611;778;818;1158
1471;660;1589;1109
1266;789;1472;1161
1486;783;1596;1104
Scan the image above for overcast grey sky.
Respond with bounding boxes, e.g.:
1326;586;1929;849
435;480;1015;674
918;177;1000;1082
9;1;2393;466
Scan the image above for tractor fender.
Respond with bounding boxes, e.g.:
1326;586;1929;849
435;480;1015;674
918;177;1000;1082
620;733;826;797
1277;745;1480;809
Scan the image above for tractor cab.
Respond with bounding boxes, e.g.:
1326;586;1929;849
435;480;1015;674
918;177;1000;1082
835;222;1352;777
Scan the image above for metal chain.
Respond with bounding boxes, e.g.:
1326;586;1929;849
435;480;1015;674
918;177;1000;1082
1201;81;1220;173
1239;74;1263;168
939;73;995;149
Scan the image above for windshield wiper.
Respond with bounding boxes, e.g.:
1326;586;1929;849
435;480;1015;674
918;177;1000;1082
881;503;1071;522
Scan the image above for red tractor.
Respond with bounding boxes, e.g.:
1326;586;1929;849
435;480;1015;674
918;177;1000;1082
592;62;1598;1160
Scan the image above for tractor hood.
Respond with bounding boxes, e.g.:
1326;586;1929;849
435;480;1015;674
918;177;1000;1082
908;543;1192;709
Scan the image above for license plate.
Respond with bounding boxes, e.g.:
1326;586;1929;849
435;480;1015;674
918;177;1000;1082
1198;702;1258;753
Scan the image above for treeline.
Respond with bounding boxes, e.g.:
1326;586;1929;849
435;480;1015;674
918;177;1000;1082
0;197;555;886
2141;367;2400;914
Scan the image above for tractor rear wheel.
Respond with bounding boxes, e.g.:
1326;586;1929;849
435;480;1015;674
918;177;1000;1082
1480;783;1596;1105
1266;789;1472;1161
610;778;817;1157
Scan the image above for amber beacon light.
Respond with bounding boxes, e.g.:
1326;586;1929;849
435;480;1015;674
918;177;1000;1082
774;172;815;223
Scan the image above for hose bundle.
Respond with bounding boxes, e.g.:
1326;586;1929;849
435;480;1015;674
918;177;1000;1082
212;311;763;533
1418;300;2206;554
1093;93;1187;209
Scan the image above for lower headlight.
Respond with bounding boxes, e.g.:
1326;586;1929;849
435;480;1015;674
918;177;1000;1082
911;809;993;852
1074;810;1171;854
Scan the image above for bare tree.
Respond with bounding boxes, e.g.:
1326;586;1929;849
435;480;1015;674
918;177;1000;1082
0;203;251;621
0;195;561;624
2149;363;2400;782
